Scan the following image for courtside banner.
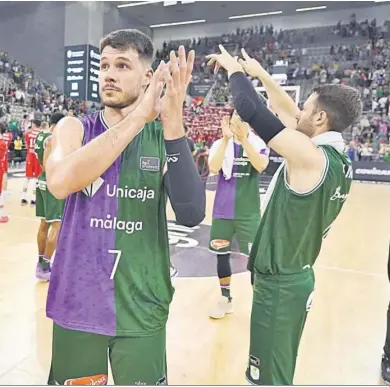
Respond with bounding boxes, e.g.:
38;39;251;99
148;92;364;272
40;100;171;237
352;161;390;183
264;154;390;184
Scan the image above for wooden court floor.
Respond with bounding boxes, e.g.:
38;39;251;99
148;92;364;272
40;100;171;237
0;176;389;385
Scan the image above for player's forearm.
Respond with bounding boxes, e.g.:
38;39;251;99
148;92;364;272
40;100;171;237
164;136;206;227
208;137;229;174
162;116;185;140
48;115;146;199
254;68;300;129
241;138;269;173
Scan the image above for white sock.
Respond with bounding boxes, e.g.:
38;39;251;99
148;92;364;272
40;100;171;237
21;179;30;200
0;194;5;217
31;179;37;202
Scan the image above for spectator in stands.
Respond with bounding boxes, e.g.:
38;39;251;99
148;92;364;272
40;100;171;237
13;135;22;159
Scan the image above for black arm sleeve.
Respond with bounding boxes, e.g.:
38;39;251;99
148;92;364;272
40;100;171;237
164;136;206;227
229;72;285;144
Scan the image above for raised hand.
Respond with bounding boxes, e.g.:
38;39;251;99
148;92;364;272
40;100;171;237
206;45;244;78
132;61;167;123
221;116;233;140
160;46;195;139
238;48;265;78
230;114;249;143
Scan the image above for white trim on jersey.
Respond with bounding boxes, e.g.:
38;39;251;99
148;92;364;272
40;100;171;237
283;146;329;196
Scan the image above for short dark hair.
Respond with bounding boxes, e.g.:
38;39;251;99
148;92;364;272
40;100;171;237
33;119;42;128
100;29;154;63
50;112;65;126
312;84;362;133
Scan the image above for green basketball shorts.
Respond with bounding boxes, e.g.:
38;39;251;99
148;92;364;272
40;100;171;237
209;218;260;256
36;179;46;219
36;177;64;223
246;269;315;385
48;323;167;385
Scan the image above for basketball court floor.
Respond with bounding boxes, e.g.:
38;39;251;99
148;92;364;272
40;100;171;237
0;172;389;385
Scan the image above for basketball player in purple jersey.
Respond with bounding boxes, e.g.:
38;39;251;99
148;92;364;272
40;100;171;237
208;112;269;319
45;29;205;385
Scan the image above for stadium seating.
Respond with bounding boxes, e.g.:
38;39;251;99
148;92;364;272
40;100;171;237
0;14;389;165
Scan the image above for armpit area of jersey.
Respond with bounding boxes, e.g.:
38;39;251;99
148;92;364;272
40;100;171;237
164;136;206;227
229;72;285;144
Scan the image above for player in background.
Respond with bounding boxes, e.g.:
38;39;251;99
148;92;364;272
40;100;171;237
35;113;65;281
44;29;205;385
22;118;42;206
381;241;390;384
208;111;269;319
207;46;361;385
1;127;12;196
0;131;7;223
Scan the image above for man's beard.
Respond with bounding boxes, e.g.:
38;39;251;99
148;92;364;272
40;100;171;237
101;92;139;109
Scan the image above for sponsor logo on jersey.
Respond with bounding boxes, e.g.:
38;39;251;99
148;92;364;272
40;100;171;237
64;374;107;385
343;164;353;179
37;179;47;191
330;186;348;202
90;214;143;234
82;177;104;198
140;156;160;172
106;184;155;202
135;382;147;386
210;239;230;250
233;156;249;166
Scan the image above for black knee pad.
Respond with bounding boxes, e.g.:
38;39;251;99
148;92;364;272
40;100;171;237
217;254;231;279
251;271;254;286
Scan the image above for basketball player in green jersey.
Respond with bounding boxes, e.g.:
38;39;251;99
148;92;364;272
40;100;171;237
34;112;65;281
44;30;205;385
208;112;269;319
207;46;362;385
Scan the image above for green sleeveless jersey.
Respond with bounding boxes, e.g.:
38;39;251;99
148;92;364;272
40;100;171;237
248;145;353;275
34;131;52;168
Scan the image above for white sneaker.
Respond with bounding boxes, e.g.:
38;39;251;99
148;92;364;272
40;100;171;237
209;296;233;319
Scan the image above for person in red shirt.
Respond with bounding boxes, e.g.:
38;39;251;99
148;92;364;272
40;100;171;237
22;118;42;205
1;128;12;194
0;132;8;223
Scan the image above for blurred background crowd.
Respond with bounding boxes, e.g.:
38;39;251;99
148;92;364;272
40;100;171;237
1;12;389;164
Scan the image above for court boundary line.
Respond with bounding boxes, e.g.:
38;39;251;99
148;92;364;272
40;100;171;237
5;214;386;281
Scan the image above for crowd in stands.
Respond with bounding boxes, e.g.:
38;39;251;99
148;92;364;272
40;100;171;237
1;13;390;165
0;50;97;149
